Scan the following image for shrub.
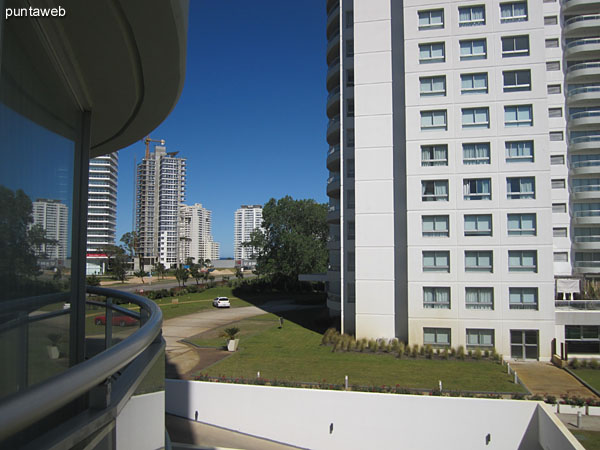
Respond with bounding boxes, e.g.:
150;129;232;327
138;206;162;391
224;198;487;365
545;395;557;405
321;328;336;345
378;339;387;352
449;347;456;357
529;394;543;401
332;339;341;353
425;345;434;359
220;327;240;340
390;339;399;353
419;345;425;357
442;348;449;360
484;349;490;359
348;338;357;351
467;349;473;358
590;359;599;370
86;275;101;286
512;392;525;400
397;342;405;359
570;358;581;369
368;339;377;352
457;346;465;360
474;348;482;360
411;344;419;358
357;339;366;352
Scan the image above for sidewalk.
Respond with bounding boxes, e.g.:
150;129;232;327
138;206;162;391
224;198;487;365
510;361;599;399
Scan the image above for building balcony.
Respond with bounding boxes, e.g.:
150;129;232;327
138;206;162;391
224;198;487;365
569;110;600;129
326;4;340;40
573;210;600;225
570;134;600;152
567;86;600;106
326;0;339;16
555;300;600;311
570;159;600;176
327;235;341;249
571;184;600;200
563;0;600;14
326;57;340;92
327;145;341;171
565;14;600;37
567;62;600;82
327;174;341;198
326;116;340;146
326;34;340;65
326;85;340;119
565;38;600;60
574;261;600;273
573;235;600;249
327;204;340;223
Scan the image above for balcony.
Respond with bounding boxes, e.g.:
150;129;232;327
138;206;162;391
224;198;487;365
326;34;340;65
555;300;600;311
326;4;340;40
567;62;600;82
567;86;600;106
326;85;340;119
327;204;340;223
327;234;341;249
571;183;600;200
573;209;600;225
326;57;340;92
575;260;600;273
573;235;600;249
570;159;600;176
569;134;600;152
565;38;600;60
327;174;341;198
565;14;600;37
0;287;164;448
326;116;340;146
563;0;600;14
569;110;600;129
327;144;341;171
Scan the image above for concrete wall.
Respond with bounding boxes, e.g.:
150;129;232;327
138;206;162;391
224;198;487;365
116;391;165;450
166;380;581;450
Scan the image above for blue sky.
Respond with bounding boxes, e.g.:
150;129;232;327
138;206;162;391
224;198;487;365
115;1;329;258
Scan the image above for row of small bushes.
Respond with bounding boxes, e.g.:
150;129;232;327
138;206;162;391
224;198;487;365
569;358;600;370
140;283;217;300
321;329;502;361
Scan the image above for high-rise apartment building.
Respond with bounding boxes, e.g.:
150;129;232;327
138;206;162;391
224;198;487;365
180;203;220;263
136;143;186;268
32;199;69;266
325;0;600;360
86;153;118;274
234;205;263;266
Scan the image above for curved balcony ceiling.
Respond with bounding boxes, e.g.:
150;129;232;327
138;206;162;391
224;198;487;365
569;112;600;129
565;39;600;60
573;240;600;250
326;208;340;224
567;63;600;82
326;147;341;171
326;5;340;40
574;215;600;225
565;15;600;37
326;59;340;91
327;177;341;198
326;35;340;65
326;117;340;146
11;0;189;158
570;164;600;176
326;89;341;119
563;0;600;14
567;87;600;105
572;189;600;200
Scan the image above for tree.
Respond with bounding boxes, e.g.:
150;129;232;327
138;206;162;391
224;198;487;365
120;231;137;260
235;267;243;280
133;269;147;284
154;262;167;280
190;265;202;285
101;244;128;282
243;196;328;289
174;267;189;287
185;257;195;267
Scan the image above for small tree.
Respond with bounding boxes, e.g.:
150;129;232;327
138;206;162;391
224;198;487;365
154;262;167;280
134;269;147;284
174;267;189;287
190;265;202;285
221;327;240;341
235;266;243;280
86;274;101;286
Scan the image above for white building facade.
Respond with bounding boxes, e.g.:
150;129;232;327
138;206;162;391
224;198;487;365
135;143;186;268
234;205;263;266
179;203;220;264
326;0;600;360
32;199;69;266
86;152;118;274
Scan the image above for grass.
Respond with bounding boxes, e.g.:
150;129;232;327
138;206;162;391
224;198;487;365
571;368;600;392
571;430;600;450
200;310;524;393
188;314;281;348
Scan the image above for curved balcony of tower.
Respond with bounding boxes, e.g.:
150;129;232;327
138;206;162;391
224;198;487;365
327;144;341;171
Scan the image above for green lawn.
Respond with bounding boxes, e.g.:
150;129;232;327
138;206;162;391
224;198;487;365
571;368;600;392
571;430;600;450
200;311;524;393
188;314;281;348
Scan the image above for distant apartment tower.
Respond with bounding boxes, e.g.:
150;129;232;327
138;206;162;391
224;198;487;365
179;203;220;263
325;0;600;360
86;153;118;274
32;199;69;266
136;142;186;268
234;205;263;266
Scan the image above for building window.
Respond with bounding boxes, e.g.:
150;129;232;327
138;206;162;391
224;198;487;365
547;84;561;94
573;178;600;195
507;213;536;236
509;288;538;310
421;110;447;130
460;73;488;94
549;107;562;118
576;252;600;269
423;287;450;309
421;145;448;166
572;154;600;169
346;99;354;117
463;143;490;165
424;328;451;346
346;11;354;29
464;214;492;236
466;288;494;310
554;252;568;262
501;35;530;57
458;5;485;27
418;9;444;29
347;252;355;271
347;282;355;303
423;251;450;272
549;131;563;141
420;76;446;96
465;250;493;272
346;69;354;87
500;2;528;22
462;108;489;128
553;203;567;213
554;227;567;237
422;215;450;237
467;329;495;347
546;38;559;48
419;42;445;63
346;40;354;57
552;179;566;189
463;178;491;200
551;155;564;165
348;221;355;240
346;158;355;177
422;180;449;201
503;70;531;92
506;141;534;163
504;105;533;127
460;39;487;60
544;15;558;25
507;177;535;199
546;61;560;71
508;250;538;272
565;326;600;354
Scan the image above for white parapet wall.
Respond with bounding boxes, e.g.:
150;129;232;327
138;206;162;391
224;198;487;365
116;391;165;450
166;380;582;450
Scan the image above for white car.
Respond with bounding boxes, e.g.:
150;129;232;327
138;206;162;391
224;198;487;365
213;297;230;308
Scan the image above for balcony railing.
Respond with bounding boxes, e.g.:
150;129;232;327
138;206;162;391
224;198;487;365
566;14;600;26
568;86;600;97
0;287;163;446
571;135;600;144
570;110;600;120
556;300;600;310
567;38;600;49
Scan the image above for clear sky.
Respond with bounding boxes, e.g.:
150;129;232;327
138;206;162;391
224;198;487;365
115;1;329;258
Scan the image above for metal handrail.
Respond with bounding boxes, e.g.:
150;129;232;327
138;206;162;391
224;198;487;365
566;15;600;25
0;286;162;441
567;38;600;49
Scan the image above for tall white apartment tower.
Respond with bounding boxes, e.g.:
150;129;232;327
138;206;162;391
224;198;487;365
234;205;263;266
326;0;600;360
86;153;118;274
32;199;69;266
179;203;221;263
135;143;186;268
